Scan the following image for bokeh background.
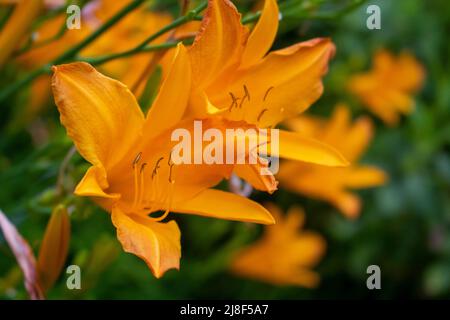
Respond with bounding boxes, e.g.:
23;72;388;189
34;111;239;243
1;0;449;299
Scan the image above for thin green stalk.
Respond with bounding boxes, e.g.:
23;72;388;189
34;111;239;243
0;0;145;103
80;2;206;66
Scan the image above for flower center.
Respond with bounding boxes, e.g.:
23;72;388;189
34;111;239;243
131;151;175;221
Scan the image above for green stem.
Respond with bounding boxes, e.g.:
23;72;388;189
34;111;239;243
81;1;206;67
0;1;207;103
133;1;207;51
82;42;180;65
0;0;145;103
54;0;146;64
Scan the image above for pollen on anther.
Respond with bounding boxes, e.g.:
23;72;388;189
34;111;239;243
133;152;142;168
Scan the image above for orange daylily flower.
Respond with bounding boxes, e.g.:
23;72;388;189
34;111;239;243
51;44;275;278
278;104;388;218
348;49;425;126
185;0;348;192
230;204;326;288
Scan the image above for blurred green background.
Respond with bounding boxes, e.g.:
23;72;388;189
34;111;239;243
1;0;449;299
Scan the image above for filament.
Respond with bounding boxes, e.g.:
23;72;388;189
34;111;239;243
132;152;142;210
149;180;174;222
151;157;164;179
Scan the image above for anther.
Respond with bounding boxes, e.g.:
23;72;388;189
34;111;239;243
243;84;250;101
132;152;142;168
263;86;274;101
151;157;164;179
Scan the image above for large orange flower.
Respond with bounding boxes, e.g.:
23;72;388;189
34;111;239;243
51;44;275;278
17;0;172;119
184;0;348;191
278;104;387;218
348;49;425;126
231;203;326;288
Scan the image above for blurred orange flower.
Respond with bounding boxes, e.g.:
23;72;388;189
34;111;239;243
230;204;326;288
17;0;172;119
278;104;388;218
0;0;43;68
348;50;425;126
185;0;348;192
51;45;274;278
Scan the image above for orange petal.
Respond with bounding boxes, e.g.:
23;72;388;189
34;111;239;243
37;205;70;293
278;129;349;167
74;166;120;212
173;189;275;224
340;115;373;162
51;62;144;170
189;0;248;86
144;44;191;138
233;164;278;193
111;206;181;278
241;0;279;68
322;104;351;144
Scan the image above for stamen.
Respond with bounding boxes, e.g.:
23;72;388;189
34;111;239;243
149;179;175;222
137;163;147;209
168;152;175;183
142;153;177;220
228;92;239;111
263;86;274;101
132;152;142;168
257;108;268;123
132;152;143;209
243;84;250;101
